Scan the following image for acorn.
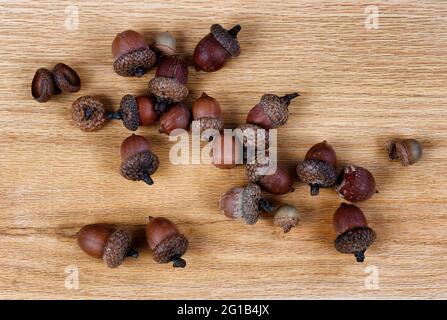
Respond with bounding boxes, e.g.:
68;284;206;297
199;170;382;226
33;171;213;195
246;161;295;195
274;204;300;233
212;134;243;169
159;102;192;135
77;224;138;268
153;31;176;56
112;30;156;77
246;93;299;129
191;92;224;141
148;55;189;113
386;139;422;166
336;165;377;202
146;217;188;268
296;141;337;196
52;63;81;93
333;203;376;263
71;96;108;131
120;134;159;186
235;123;270;162
194;24;241;72
218;183;273;225
31;68;58;103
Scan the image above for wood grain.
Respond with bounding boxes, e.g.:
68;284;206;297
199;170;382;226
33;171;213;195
0;0;446;299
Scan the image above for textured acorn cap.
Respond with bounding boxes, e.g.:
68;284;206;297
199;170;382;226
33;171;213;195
148;76;189;104
258;94;289;128
119;95;140;131
296;159;337;195
153;233;188;264
71;96;107;131
120;151;160;183
334;226;376;262
211;24;241;57
52;63;81;93
191;117;224;141
246;161;276;183
113;47;157;77
227;183;263;225
102;229;132;268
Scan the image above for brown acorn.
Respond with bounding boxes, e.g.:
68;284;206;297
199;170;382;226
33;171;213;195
77;224;138;268
274;204;300;233
148;55;189;113
71;96;108;131
31;68;59;103
336;165;377;202
333;203;376;263
212;134;243;169
296;141;337;196
218;183;273;225
235;123;270;162
146;217;188;268
112;30;156;77
191;92;224;141
159;102;192;135
386;139;422;166
246;161;295;195
246;93;299;129
120;134;159;186
52;63;81;93
194;24;241;72
153;31;176;56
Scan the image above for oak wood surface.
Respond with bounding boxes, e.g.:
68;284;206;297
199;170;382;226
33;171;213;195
0;0;446;299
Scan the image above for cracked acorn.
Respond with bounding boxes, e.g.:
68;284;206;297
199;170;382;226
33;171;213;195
333;203;376;263
77;224;138;268
146;217;189;268
296;141;337;196
219;183;273;225
112;30;156;77
336;165;377;202
194;24;241;72
120;134;160;186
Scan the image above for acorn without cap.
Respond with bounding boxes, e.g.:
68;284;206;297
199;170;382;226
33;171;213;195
246;161;295;195
336;165;377;202
194;24;241;72
159;102;192;135
274;204;300;233
386;138;422;166
146;217;188;268
296;141;337;196
212;134;243;169
148;55;189;113
120;134;159;186
246;93;299;129
112;30;157;77
153;31;176;57
333;203;376;263
219;183;273;225
77;224;138;268
191;92;224;141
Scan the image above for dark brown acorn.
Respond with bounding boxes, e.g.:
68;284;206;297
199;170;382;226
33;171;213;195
218;183;273;225
336;165;377;202
148;55;189;113
194;24;241;72
333;203;376;263
146;217;188;268
296;141;337;196
153;31;176;56
120;134;159;186
159;102;192;135
31;68;58;103
246;93;299;129
191;92;224;141
235;123;270;162
71;96;108;131
212;134;243;169
386;139;422;166
112;30;156;77
52;63;81;93
246;161;295;195
77;224;138;268
274;204;300;233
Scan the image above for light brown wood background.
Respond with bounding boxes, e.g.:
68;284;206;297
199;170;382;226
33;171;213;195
0;0;446;299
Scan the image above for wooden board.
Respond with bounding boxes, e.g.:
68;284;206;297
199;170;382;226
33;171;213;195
0;0;446;299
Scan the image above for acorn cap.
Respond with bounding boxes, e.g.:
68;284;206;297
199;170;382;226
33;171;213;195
148;76;189;104
113;47;157;77
120;151;160;185
102;229;132;268
210;24;241;57
191;117;224;141
52;63;81;93
119;95;140;131
31;68;58;103
257;94;296;128
246;161;276;182
334;226;376;263
71;96;107;131
153;233;189;265
296;159;337;195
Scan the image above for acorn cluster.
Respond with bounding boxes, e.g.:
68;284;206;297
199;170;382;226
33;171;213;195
31;23;424;269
